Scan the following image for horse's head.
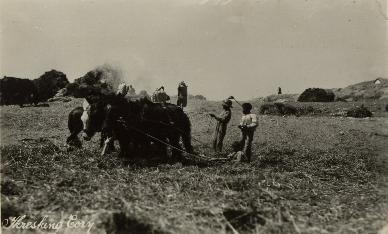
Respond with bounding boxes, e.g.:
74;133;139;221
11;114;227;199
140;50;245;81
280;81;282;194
81;95;108;141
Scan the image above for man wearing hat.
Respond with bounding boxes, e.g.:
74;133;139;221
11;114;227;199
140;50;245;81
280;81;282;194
177;81;188;109
238;102;257;162
209;99;232;152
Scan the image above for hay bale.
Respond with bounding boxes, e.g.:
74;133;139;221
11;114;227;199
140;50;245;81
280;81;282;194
298;88;335;102
346;105;373;118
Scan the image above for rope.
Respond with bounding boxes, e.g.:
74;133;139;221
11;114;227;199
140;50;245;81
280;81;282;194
142;118;208;145
117;120;229;162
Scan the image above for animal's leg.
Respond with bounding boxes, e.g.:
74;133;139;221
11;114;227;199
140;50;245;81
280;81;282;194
67;133;82;148
117;138;127;158
101;137;113;156
182;132;194;154
99;134;105;148
107;138;115;152
169;135;183;162
155;140;168;161
117;135;131;158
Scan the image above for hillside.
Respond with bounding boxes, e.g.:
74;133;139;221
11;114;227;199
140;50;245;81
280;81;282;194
334;78;388;101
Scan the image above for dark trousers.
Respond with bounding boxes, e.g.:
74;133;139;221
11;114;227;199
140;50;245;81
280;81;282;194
240;129;254;162
213;124;227;152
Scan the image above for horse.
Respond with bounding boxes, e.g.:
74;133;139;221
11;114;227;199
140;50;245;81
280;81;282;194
66;99;114;152
83;95;193;161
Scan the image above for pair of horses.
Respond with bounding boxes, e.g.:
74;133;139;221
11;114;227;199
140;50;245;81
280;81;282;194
66;94;193;161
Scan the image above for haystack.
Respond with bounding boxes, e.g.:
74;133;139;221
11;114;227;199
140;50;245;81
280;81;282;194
298;88;335;102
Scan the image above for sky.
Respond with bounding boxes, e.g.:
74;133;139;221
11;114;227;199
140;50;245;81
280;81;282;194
1;0;387;100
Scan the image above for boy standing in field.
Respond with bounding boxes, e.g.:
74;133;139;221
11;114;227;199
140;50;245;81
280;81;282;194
238;103;257;162
209;99;232;152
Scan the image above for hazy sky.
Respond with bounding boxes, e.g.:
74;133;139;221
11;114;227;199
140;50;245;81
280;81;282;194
1;0;387;100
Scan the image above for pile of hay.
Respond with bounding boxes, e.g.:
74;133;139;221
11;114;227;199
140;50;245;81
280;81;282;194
346;105;373;118
298;88;335;102
65;64;123;98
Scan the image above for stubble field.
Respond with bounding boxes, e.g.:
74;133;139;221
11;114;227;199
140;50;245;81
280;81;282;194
1;99;388;234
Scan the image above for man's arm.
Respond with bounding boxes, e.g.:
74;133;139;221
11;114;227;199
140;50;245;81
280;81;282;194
214;111;230;123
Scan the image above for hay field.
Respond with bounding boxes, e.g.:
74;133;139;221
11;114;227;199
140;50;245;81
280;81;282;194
1;99;388;233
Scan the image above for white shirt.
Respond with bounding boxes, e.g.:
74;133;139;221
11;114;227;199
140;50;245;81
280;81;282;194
240;113;257;128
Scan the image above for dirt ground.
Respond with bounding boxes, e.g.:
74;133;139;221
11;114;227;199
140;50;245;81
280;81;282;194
1;99;388;233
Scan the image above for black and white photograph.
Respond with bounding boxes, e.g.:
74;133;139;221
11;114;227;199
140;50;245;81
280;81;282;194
1;0;387;233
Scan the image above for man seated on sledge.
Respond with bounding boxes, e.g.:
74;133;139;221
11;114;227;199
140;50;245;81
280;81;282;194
151;86;174;125
152;86;170;104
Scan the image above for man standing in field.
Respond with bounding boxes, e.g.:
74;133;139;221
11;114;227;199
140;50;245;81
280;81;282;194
177;81;188;109
238;103;257;162
209;99;232;152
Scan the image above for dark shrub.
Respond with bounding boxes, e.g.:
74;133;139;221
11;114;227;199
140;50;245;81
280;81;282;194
346;105;373;118
259;103;280;115
33;70;69;102
259;103;297;116
298;88;335;102
193;95;206;100
0;77;38;106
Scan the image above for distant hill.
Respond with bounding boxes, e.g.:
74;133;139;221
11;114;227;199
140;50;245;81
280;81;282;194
333;78;388;101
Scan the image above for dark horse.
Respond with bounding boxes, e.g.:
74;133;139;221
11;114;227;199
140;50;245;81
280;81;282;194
66;106;84;148
83;94;193;161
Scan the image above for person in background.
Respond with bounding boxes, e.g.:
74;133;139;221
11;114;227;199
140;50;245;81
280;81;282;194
209;99;232;152
278;87;282;95
128;85;136;96
177;81;188;109
238;103;257;162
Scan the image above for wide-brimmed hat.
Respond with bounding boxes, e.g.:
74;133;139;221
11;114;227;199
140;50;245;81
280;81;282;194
222;99;233;108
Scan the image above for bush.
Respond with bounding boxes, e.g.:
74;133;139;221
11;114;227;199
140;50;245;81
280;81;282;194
346;105;373;118
193;95;206;101
259;103;298;116
298;88;335;102
33;70;69;102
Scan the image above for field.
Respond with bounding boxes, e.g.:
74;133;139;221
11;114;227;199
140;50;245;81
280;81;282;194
1;99;388;234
